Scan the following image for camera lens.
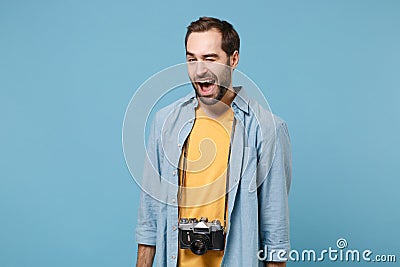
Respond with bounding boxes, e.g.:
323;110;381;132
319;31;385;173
190;235;210;255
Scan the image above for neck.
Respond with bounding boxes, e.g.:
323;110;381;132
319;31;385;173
198;87;236;118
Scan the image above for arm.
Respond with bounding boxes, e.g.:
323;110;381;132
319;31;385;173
258;121;292;263
137;244;156;267
136;117;161;265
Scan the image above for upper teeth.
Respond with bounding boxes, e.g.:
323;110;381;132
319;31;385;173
199;80;213;83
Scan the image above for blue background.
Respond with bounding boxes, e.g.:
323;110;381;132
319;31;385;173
1;0;399;266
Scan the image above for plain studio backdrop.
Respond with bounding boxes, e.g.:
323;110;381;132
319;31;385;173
1;0;399;266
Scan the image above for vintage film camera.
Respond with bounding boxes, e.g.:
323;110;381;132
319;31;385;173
178;217;225;255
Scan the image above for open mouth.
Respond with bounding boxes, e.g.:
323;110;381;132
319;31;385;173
196;79;217;96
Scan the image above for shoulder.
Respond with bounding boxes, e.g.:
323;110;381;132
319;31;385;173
152;93;194;123
247;96;288;132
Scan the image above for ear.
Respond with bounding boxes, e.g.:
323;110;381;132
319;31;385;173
230;50;239;69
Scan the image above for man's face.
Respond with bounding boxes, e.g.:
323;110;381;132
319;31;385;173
186;29;234;105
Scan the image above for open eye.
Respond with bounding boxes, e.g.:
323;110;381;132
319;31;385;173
187;58;196;62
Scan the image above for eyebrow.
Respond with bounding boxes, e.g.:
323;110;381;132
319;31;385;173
186;51;219;58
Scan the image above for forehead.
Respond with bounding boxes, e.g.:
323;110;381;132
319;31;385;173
186;29;223;55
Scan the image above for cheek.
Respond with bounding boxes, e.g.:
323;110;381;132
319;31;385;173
208;66;224;78
212;61;230;73
187;66;196;78
213;67;230;82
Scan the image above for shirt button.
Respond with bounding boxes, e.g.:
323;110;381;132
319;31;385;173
171;255;176;259
173;170;177;176
172;226;177;231
171;199;176;204
178;143;182;148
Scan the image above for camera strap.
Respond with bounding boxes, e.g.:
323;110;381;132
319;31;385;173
178;116;236;229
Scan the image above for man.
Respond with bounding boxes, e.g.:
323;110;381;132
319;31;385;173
136;17;291;267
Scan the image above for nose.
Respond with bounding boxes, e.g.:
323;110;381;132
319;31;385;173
194;61;208;77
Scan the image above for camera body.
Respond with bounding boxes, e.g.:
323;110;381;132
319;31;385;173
178;217;225;255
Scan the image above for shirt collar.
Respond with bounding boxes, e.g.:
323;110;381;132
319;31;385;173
231;86;250;114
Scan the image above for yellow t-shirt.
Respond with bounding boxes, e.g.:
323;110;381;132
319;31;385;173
178;106;234;267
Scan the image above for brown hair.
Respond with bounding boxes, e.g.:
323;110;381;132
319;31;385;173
185;17;240;56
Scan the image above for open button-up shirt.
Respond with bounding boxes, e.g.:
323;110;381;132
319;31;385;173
136;87;291;266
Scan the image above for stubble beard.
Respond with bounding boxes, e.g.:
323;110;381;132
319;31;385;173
191;61;232;106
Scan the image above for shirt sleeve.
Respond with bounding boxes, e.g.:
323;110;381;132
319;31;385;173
258;120;292;262
135;116;162;246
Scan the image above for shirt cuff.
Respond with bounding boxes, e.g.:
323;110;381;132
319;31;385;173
136;227;157;246
259;243;290;262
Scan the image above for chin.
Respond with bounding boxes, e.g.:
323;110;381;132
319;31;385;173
198;96;219;105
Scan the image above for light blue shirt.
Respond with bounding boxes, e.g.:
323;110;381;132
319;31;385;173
136;87;291;266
